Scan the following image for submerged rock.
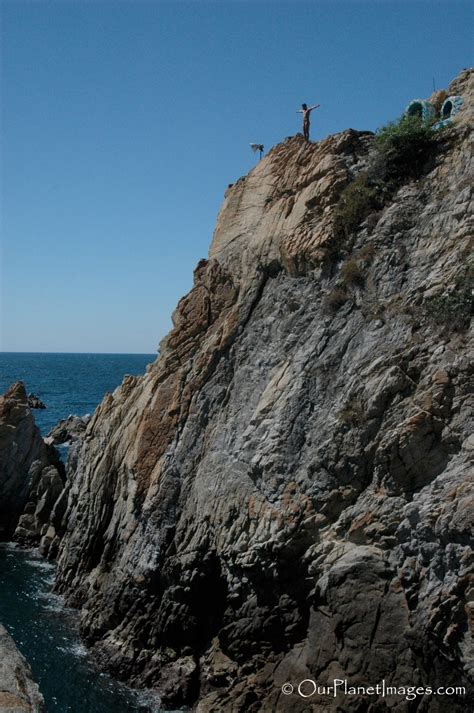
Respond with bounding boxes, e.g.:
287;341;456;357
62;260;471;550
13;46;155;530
54;70;473;710
0;624;45;712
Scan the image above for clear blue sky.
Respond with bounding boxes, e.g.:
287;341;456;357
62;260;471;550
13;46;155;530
1;0;471;353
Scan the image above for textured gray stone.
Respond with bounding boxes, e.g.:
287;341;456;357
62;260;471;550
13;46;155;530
0;382;64;542
53;70;473;711
45;414;90;446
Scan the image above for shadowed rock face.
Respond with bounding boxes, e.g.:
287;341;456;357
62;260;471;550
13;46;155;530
0;624;45;713
54;70;473;711
46;414;90;445
0;382;65;545
0;382;42;537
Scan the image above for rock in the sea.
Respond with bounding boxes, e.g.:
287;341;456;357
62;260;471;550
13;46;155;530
45;414;90;445
0;382;65;542
0;624;45;713
54;70;473;711
14;462;65;549
27;393;46;410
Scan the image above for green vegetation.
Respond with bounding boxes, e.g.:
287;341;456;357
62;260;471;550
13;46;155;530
356;243;377;263
328;115;450;316
339;258;365;287
333;172;382;243
339;398;366;427
333;115;444;246
325;286;349;312
374;114;440;181
423;268;473;332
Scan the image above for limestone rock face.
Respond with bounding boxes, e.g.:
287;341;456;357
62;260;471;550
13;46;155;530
55;70;473;711
0;624;45;713
0;382;64;543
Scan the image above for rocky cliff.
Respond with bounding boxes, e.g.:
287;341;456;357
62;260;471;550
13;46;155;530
0;624;45;713
0;382;64;544
54;70;473;711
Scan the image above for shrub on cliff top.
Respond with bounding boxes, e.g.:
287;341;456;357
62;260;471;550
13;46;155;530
374;114;439;181
333;116;441;247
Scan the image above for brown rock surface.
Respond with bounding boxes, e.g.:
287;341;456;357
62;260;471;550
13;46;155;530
0;382;64;542
53;69;473;711
0;624;45;713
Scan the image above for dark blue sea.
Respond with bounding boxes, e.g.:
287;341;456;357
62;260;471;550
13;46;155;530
0;352;155;435
0;352;174;713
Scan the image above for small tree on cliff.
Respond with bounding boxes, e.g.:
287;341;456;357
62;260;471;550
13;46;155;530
374;114;440;181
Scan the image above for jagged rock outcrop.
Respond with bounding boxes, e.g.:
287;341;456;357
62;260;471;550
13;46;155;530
27;394;46;410
46;414;90;446
0;382;65;543
0;624;45;713
54;70;473;711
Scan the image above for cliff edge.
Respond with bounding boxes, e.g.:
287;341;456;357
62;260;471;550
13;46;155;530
53;70;473;712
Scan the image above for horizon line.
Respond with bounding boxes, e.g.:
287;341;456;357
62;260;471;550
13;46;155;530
0;350;157;356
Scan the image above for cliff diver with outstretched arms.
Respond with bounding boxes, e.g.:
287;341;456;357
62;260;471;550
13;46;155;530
297;102;320;141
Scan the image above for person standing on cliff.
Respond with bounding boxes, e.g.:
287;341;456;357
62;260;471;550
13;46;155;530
298;103;320;141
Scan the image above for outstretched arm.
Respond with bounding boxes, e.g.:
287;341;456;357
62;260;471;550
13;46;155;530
309;104;320;111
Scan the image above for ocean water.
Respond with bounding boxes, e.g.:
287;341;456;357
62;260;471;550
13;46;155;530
0;352;172;713
0;352;155;435
0;545;162;713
